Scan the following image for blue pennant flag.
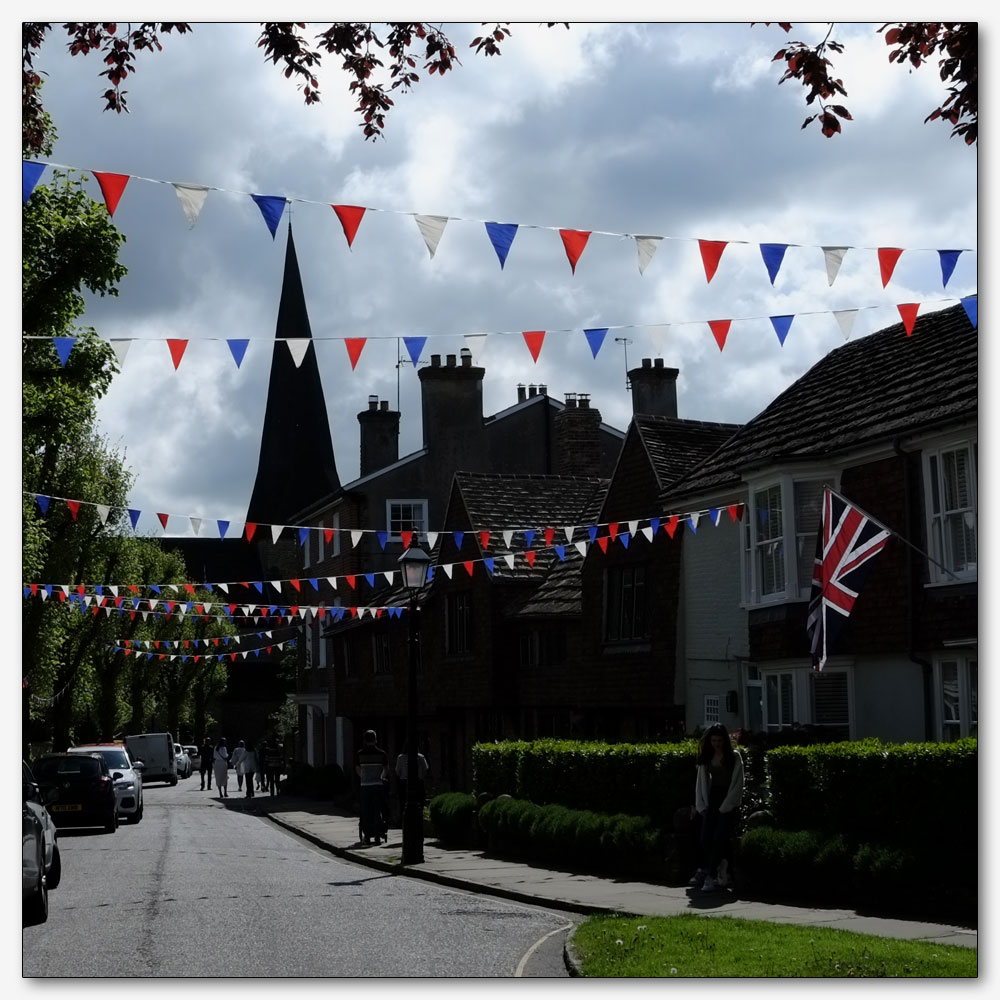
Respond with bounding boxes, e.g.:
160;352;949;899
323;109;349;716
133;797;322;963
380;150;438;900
23;586;31;599
253;582;264;594
403;336;427;367
961;294;977;328
227;339;250;368
23;161;45;203
587;524;598;544
309;578;319;590
709;508;721;526
453;531;464;551
770;315;794;346
35;494;50;514
554;545;565;561
760;243;788;285
299;528;309;546
427;566;435;583
485;222;518;269
484;557;495;574
45;585;52;599
584;328;609;359
523;529;535;548
216;519;229;539
938;250;962;289
128;509;141;530
650;517;660;535
251;195;287;239
620;534;630;549
687;516;698;534
377;531;388;551
365;573;375;587
53;337;76;366
95;585;103;597
150;585;161;595
204;583;213;593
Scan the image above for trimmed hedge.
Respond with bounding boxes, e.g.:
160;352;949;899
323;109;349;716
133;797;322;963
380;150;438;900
428;792;477;846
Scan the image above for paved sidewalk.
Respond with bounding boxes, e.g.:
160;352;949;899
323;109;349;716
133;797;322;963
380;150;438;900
239;795;976;950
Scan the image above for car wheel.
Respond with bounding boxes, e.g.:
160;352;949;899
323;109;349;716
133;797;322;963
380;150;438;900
104;809;118;834
131;801;143;824
47;845;62;890
23;865;48;926
169;776;178;786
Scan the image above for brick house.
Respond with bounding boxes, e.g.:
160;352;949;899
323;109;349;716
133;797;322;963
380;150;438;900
663;303;977;741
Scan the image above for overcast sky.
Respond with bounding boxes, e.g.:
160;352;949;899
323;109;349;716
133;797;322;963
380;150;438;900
22;20;978;535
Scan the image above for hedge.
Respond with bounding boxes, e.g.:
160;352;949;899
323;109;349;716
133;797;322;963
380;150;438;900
428;792;477;846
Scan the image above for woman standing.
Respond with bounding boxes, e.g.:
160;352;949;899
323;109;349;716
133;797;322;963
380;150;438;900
690;723;744;892
213;738;230;799
241;740;258;798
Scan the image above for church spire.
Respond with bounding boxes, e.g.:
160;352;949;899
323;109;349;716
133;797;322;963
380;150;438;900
246;225;340;525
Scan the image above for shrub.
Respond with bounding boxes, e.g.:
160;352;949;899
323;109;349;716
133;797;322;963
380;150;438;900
428;792;477;846
737;827;852;902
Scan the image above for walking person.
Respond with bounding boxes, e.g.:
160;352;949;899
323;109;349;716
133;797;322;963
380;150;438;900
241;740;258;798
256;739;269;792
199;736;214;790
213;738;230;799
394;741;429;827
356;730;388;845
690;723;744;892
264;741;284;796
231;740;247;791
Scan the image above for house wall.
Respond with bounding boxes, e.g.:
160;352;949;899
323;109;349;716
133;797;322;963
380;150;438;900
851;655;926;741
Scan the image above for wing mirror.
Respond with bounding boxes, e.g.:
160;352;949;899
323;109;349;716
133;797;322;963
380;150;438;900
132;760;145;771
112;771;124;781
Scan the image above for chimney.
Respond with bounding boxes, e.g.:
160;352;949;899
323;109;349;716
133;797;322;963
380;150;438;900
517;384;527;403
417;350;486;450
357;396;400;476
628;357;679;417
555;391;602;476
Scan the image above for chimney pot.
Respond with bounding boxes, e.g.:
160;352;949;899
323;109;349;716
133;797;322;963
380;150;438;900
579;393;591;409
517;384;526;403
565;392;577;408
431;354;441;367
380;400;389;412
368;395;378;411
446;353;457;367
539;384;547;396
654;357;664;368
460;347;472;367
642;358;652;368
528;384;537;398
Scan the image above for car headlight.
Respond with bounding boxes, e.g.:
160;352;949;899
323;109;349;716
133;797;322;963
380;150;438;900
116;781;135;791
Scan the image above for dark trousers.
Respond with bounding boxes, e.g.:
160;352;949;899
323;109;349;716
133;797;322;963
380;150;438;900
245;771;255;797
200;766;212;789
699;807;737;875
360;784;386;842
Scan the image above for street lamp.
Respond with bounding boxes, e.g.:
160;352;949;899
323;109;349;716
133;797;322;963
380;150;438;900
398;544;431;865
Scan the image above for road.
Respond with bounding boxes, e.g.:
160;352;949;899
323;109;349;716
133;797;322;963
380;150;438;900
22;775;574;978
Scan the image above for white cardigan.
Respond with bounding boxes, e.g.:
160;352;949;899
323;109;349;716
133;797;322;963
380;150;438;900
694;752;745;815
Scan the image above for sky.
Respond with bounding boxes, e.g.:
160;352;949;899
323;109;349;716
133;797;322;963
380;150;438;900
19;19;979;536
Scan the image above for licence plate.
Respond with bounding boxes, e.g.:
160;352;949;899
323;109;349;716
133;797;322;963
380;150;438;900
51;804;83;812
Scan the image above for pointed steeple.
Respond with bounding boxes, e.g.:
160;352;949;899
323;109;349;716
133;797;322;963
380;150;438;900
246;226;340;524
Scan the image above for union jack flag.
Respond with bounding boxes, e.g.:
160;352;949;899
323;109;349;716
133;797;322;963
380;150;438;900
807;488;890;670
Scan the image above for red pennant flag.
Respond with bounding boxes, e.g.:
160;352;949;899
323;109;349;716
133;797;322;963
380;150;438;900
332;205;366;247
698;240;728;283
376;608;384;619
289;579;301;592
522;330;546;363
227;605;237;615
596;536;608;553
245;522;257;542
665;515;680;539
184;640;191;649
463;561;475;577
728;503;745;523
166;339;189;369
193;655;200;663
30;584;38;596
154;641;161;650
401;530;413;549
345;338;367;371
345;575;356;589
324;529;334;545
349;607;358;618
66;500;80;520
93;171;130;217
289;606;299;617
317;607;327;620
114;597;124;608
708;319;732;352
266;646;273;655
897;302;920;336
76;585;85;596
607;522;619;541
230;653;237;662
559;229;591;274
165;601;175;613
214;637;221;646
878;247;904;287
543;528;554;547
58;591;67;603
129;611;136;620
184;584;195;595
128;585;139;594
159;654;166;661
157;512;169;530
479;531;491;550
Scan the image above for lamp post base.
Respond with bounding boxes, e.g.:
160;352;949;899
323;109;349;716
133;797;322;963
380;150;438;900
401;799;424;865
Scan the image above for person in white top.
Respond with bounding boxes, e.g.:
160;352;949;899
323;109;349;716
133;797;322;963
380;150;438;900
230;740;247;791
240;741;259;799
213;739;230;799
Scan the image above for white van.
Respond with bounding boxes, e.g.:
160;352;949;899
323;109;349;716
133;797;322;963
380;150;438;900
124;733;177;785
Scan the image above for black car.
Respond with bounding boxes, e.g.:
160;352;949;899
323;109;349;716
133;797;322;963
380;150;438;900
33;752;119;833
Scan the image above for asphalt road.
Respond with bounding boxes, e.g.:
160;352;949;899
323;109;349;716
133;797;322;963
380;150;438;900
22;775;574;978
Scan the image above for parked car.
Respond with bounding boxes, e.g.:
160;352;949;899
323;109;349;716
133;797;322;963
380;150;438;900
184;745;200;773
68;743;144;824
124;732;177;785
33;752;118;833
174;744;192;779
23;761;60;925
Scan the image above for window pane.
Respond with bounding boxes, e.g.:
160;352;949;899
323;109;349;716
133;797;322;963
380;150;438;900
941;661;960;740
754;485;785;596
766;675;779;730
794;480;825;593
780;674;793;725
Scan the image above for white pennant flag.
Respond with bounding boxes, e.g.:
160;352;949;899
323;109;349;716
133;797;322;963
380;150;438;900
271;524;284;544
383;571;395;585
108;585;118;597
426;531;439;550
298;607;308;619
217;583;229;594
833;309;858;340
646;324;670;355
141;611;149;621
110;339;132;368
502;552;515;570
635;235;663;275
149;598;158;610
641;526;654;542
575;540;588;557
95;504;110;524
502;529;514;548
414;214;448;258
627;520;639;537
59;585;69;596
166;585;178;594
688;512;701;532
285;339;311;368
327;576;338;588
190;517;202;535
464;334;488;365
203;602;213;613
442;564;454;579
822;246;849;286
40;589;49;601
172;183;210;228
563;526;576;543
351;530;363;548
270;580;282;592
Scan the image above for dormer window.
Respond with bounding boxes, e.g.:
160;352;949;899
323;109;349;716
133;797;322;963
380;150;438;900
386;499;428;542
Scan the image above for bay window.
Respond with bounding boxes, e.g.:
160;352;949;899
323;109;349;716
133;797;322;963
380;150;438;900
924;439;977;583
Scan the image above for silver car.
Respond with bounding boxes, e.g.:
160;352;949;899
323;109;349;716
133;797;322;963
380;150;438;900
174;744;193;779
67;743;144;824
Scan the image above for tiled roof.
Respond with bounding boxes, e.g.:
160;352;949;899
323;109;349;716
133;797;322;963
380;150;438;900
666;303;978;502
633;415;742;491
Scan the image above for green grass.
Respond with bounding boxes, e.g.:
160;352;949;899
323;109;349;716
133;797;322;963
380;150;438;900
569;914;976;978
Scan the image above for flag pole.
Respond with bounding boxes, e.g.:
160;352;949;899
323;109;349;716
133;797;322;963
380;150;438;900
826;485;963;582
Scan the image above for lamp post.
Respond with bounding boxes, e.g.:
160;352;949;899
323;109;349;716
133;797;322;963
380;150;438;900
398;544;431;865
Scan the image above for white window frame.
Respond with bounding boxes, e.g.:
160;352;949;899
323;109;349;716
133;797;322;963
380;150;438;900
809;666;854;740
703;694;720;727
922;436;977;585
741;472;830;608
331;511;341;558
933;654;977;741
317;517;325;563
386;499;428;542
762;669;797;731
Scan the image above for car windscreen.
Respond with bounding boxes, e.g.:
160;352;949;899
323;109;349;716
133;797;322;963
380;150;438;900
35;756;102;778
96;750;130;769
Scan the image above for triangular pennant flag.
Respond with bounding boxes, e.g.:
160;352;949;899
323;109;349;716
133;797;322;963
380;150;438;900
938;250;962;289
897;303;920;336
364;573;375;588
563;526;576;544
641;526;653;542
218;519;229;539
877;247;904;287
453;531;464;551
479;531;490;550
708;319;732;352
646;324;669;355
961;295;977;328
728;504;744;522
822;246;848;286
286;339;311;368
525;550;537;567
833;309;858;340
35;494;50;515
376;530;388;551
587;525;598;544
93;171;130;217
575;540;587;557
190;516;202;535
698;240;727;283
709;508;722;526
559;229;591;274
687;512;700;533
583;328;608;359
523;529;535;548
442;564;453;579
166;339;188;369
110;339;132;368
522;330;546;363
332;205;366;247
484;557;495;574
770;315;794;346
544;527;555;547
245;522;257;542
23;161;45;202
66;500;80;520
251;194;287;239
464;334;488;365
344;338;366;371
53;337;76;366
608;523;619;541
498;552;513;570
128;508;140;530
226;339;250;368
760;243;788;285
344;575;356;589
596;537;608;554
665;515;680;539
401;530;413;549
634;235;662;275
426;531;439;550
554;545;566;561
383;571;394;585
350;530;363;548
403;336;427;367
463;561;475;577
271;524;284;544
415;214;448;257
157;512;169;530
172;183;209;228
485;222;518;269
502;529;514;548
650;517;660;535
